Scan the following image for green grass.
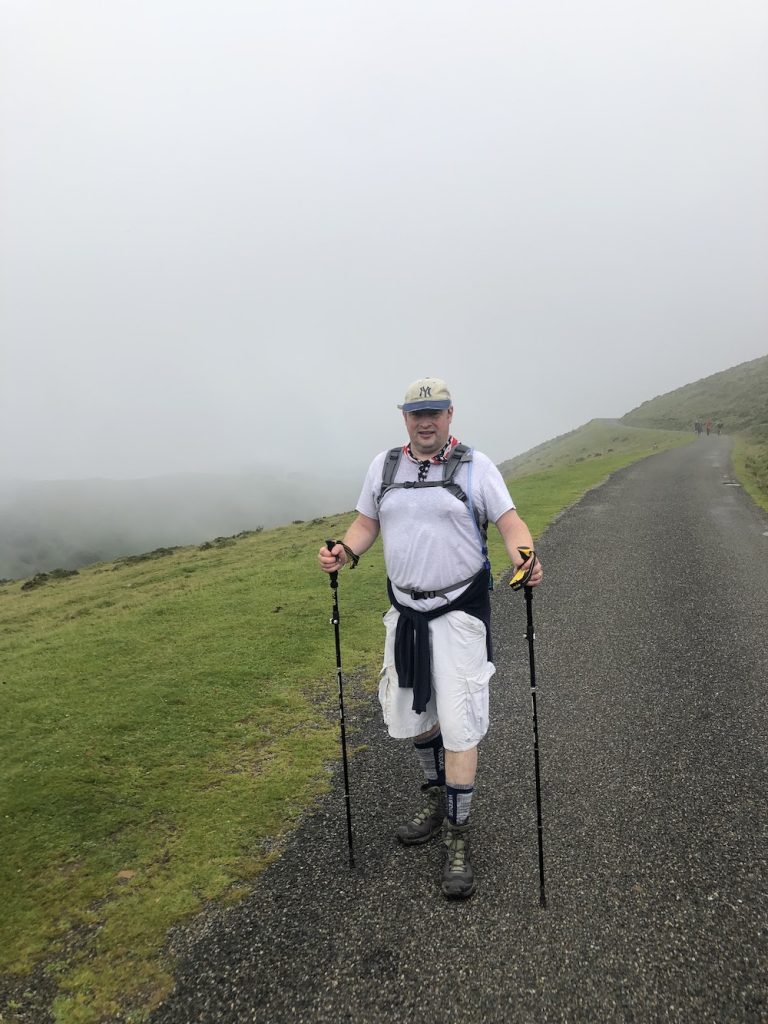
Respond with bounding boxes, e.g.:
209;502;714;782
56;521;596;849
732;435;768;514
0;517;387;1021
0;426;755;1023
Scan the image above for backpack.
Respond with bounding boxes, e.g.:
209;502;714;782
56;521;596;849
377;444;491;581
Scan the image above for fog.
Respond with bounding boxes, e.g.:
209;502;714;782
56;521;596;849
1;2;767;572
0;469;361;581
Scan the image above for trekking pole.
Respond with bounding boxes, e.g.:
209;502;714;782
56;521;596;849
510;547;546;908
326;540;355;869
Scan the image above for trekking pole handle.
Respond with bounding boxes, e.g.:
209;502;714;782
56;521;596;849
326;539;339;586
325;540;341;623
509;546;537;590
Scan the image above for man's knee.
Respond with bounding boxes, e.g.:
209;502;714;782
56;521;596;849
415;722;441;742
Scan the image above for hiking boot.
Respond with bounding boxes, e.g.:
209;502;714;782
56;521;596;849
396;784;446;845
441;819;476;899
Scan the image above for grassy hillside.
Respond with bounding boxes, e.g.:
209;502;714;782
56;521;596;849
0;520;371;1021
621;354;768;439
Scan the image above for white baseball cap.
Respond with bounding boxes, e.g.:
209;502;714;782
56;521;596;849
397;377;452;412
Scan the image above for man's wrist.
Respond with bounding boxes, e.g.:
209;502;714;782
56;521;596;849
339;541;360;568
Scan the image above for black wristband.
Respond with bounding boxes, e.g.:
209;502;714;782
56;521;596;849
340;541;360;568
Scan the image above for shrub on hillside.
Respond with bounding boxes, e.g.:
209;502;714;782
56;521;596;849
20;568;79;591
113;547;180;568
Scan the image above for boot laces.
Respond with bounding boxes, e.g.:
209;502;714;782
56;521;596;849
446;833;467;872
412;790;440;825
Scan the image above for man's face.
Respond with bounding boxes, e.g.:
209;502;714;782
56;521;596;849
403;406;453;458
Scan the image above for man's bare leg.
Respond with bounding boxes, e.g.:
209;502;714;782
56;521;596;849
444;746;477;786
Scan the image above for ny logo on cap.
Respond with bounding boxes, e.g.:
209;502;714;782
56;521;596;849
419;386;432;398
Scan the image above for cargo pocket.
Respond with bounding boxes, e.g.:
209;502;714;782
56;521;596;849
451;611;489;675
378;606;399;726
464;664;493;745
377;665;393;725
451;611;493;745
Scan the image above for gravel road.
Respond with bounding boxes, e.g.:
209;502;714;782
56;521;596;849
152;437;767;1024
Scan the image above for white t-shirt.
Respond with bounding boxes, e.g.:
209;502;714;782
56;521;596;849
356;446;515;611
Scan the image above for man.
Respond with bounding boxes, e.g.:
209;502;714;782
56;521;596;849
318;377;543;900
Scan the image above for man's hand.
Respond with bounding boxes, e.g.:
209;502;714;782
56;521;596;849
317;513;379;574
318;542;346;573
510;547;544;589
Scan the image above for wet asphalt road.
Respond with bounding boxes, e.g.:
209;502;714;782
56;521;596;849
152;436;767;1024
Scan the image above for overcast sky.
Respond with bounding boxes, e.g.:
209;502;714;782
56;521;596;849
2;1;767;484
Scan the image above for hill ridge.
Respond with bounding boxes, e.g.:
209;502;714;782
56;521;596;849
621;353;768;437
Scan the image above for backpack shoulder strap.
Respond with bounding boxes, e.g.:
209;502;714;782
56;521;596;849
446;445;488;543
378;447;404;504
441;443;472;501
441;443;472;485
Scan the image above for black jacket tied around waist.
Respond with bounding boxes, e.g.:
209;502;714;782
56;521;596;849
386;568;492;714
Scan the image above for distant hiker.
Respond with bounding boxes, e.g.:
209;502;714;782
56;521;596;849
694;420;702;436
318;377;542;900
706;419;712;436
717;421;723;435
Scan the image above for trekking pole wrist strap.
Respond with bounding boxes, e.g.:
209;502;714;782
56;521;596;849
339;541;360;569
326;537;360;569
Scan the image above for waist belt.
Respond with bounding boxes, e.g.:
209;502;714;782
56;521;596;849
394;571;481;602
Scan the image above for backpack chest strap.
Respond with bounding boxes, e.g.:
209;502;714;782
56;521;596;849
378;444;472;503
